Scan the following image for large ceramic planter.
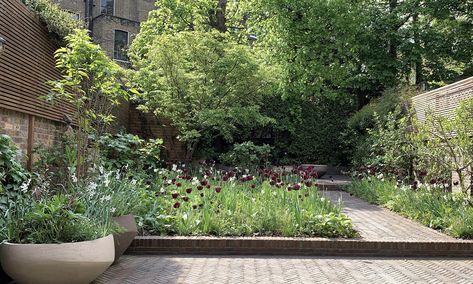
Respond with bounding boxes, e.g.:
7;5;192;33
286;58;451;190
113;214;138;263
0;264;12;284
0;235;114;284
300;164;328;178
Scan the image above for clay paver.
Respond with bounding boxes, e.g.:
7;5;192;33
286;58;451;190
94;255;473;284
322;190;458;241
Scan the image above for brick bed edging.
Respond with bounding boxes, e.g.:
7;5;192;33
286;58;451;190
126;236;473;257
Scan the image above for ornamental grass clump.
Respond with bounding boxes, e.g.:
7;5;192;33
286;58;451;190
141;164;357;238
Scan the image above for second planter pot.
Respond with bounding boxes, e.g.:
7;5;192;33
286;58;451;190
113;214;138;263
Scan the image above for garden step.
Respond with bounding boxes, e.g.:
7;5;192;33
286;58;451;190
126;236;473;257
316;175;352;191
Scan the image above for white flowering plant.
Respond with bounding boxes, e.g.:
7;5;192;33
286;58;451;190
80;170;151;218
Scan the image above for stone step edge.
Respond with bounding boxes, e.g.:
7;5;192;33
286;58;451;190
126;236;473;257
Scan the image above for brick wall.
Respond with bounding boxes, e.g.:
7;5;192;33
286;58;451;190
0;108;29;156
33;116;63;148
52;0;85;19
128;106;187;161
0;107;64;166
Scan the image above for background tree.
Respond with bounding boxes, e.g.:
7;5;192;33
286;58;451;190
132;31;273;159
130;0;473;165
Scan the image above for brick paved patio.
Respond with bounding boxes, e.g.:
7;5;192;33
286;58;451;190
95;255;473;284
322;190;457;242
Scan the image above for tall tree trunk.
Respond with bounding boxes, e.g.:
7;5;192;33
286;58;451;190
213;0;228;32
413;13;423;86
388;0;398;61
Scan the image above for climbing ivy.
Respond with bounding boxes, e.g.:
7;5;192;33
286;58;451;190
22;0;83;40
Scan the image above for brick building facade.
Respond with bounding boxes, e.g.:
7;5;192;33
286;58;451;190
52;0;154;62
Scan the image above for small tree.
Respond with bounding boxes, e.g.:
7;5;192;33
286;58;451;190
415;98;473;193
132;31;273;159
46;29;129;180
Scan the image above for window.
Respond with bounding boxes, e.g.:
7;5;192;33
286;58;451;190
101;0;114;15
114;30;129;61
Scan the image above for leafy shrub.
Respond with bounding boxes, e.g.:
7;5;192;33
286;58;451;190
347;178;473;238
220;141;272;168
284;94;355;165
95;133;163;172
0;134;30;240
414;98;473;193
0;134;29;193
96;133;144;170
32;133;81;196
349;86;418;173
131;30;274;159
353;110;416;181
46;29;129;180
348;86;415;133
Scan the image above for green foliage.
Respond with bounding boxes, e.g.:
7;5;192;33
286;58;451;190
347;178;473;239
45;29;129;179
22;0;83;40
220;142;272;168
5;195;120;244
354;110;416;181
349;86;419;177
31;134;83;195
132;30;274;159
284;95;355;165
349;86;417;133
95;133;163;172
142;166;356;238
0;134;29;193
0;135;30;240
414;98;473;193
129;0;245;61
128;0;473;165
249;0;369;98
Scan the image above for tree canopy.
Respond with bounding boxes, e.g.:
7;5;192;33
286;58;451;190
129;0;473;163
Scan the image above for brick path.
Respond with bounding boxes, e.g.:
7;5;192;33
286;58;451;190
322;190;457;241
95;255;473;284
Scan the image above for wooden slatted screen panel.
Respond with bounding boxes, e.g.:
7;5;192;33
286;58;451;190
0;0;75;122
412;77;473;122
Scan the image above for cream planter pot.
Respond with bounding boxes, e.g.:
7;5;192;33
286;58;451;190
0;235;114;284
113;214;138;263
